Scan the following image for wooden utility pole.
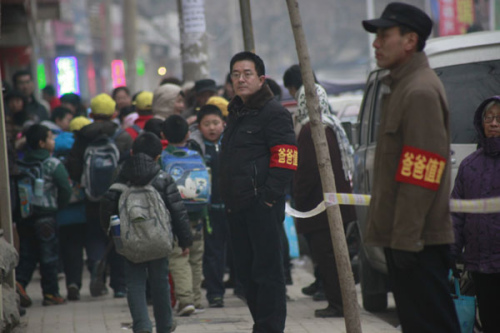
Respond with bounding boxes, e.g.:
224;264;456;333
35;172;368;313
285;1;362;332
177;0;209;82
239;0;255;52
123;0;137;92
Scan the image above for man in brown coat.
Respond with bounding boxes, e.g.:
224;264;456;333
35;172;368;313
362;3;460;332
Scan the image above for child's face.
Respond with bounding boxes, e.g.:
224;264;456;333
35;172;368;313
40;131;56;152
199;114;224;142
56;113;74;132
8;97;24;113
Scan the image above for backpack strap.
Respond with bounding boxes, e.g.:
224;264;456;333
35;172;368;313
131;124;143;136
112;128;124;141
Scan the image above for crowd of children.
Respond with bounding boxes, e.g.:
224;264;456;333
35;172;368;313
4;70;246;333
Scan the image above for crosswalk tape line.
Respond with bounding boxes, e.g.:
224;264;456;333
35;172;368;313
285;193;500;219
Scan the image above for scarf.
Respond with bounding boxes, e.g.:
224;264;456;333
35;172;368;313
296;84;354;180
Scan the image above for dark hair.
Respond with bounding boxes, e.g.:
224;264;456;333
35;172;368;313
160;77;182;87
119;105;136;122
132;132;163;158
266;78;282;101
399;25;425;52
60;93;81;106
230;51;265;77
42;84;56;97
162;115;188;144
131;90;142;103
12;70;32;86
283;65;302;90
25;124;50;150
283;64;319;90
197;104;223;124
5;90;27;104
51;106;73;123
144;118;164;139
111;86;131;99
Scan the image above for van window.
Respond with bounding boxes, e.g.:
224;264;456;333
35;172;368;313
435;60;500;144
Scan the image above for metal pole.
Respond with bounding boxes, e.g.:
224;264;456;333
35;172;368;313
123;0;137;92
239;0;255;53
285;1;362;332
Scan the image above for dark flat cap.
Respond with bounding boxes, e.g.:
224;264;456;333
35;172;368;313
194;79;218;94
362;2;433;41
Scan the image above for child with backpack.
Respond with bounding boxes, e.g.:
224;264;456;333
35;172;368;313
189;105;228;308
67;93;132;298
100;132;192;333
15;124;72;306
160;115;209;316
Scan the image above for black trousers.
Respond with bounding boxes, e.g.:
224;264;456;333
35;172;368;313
228;199;286;333
203;208;229;301
307;231;343;311
471;272;500;333
385;246;460;333
59;223;86;289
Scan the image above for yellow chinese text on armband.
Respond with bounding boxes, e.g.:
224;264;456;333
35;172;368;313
395;145;446;191
269;145;298;170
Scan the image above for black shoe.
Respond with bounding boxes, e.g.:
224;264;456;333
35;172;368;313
312;290;327;301
314;306;343;318
67;284;80;301
301;282;318;296
209;296;224;308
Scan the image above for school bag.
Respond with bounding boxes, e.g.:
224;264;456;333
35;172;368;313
160;147;210;212
81;131;120;201
16;157;61;219
109;171;174;263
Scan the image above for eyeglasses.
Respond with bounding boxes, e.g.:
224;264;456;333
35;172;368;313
483;115;500;123
231;72;255;80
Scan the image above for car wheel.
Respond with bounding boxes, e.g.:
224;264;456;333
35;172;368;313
359;248;388;312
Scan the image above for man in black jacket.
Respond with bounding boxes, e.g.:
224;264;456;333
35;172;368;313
220;52;297;333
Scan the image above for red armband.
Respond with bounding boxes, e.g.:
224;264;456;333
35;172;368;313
395;145;446;191
269;145;298;170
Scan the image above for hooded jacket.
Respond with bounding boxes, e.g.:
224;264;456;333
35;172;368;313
66;120;132;182
451;96;500;273
220;84;297;212
100;153;193;249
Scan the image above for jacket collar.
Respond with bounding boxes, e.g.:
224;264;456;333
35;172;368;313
228;84;274;117
381;52;429;87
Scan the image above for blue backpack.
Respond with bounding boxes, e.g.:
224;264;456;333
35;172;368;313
160;147;210;212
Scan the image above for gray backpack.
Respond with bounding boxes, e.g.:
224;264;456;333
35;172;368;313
110;172;174;263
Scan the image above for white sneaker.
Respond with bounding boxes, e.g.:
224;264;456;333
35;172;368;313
194;305;205;314
177;304;195;316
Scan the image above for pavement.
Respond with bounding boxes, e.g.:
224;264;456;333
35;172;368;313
14;257;400;333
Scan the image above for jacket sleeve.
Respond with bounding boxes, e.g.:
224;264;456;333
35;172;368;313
160;175;193;249
262;106;297;204
53;163;72;210
100;188;121;234
450;165;466;258
391;88;449;250
67;131;87;182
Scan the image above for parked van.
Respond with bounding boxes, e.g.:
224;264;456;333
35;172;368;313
351;31;500;312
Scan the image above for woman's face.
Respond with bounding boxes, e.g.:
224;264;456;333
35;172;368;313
483;104;500;138
8;97;24;113
114;90;132;110
173;94;185;114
